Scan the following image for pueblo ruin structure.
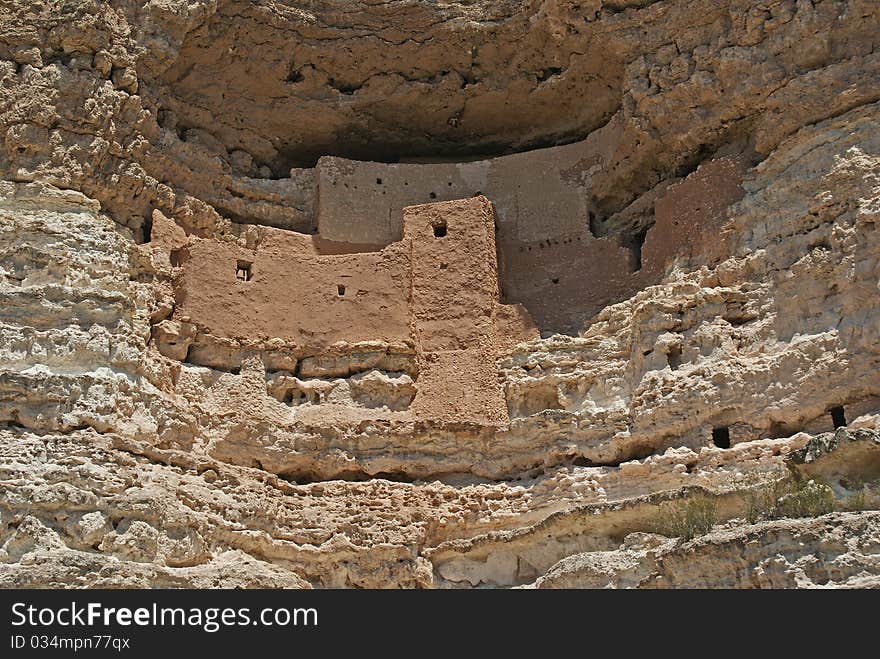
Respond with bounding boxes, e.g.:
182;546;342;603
152;139;747;427
156;195;536;424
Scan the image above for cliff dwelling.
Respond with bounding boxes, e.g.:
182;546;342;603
151;145;747;427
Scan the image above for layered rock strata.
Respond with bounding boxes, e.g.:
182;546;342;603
1;0;879;588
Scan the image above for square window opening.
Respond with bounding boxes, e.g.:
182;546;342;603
236;260;253;281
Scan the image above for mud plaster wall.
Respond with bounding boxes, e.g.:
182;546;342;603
405;197;532;424
167;197;536;423
172;231;411;348
505;154;748;334
644;155;749;275
162;154;744;421
315;132;614;244
316;131;621;334
166;150;745;367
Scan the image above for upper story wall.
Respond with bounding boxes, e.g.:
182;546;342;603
313;125;625;334
644;155;748;274
310;124;747;335
314;126;618;245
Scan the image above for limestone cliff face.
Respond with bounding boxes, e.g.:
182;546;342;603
1;1;880;589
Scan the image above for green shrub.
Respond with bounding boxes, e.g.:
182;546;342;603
844;489;866;512
775;479;834;518
745;484;772;524
657;495;717;541
743;477;834;522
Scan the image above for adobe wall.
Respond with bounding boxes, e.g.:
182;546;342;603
158;197;537;424
155;148;744;424
171;230;411;349
405;197;528;425
167;154;746;371
315;128;631;333
496;153;746;334
145;94;714;335
315;132;613;245
498;234;636;335
642;155;748;276
313;137;745;335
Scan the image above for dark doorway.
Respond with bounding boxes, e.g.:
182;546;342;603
712;426;731;449
830;406;847;429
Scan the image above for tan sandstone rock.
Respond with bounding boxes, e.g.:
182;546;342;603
0;0;879;589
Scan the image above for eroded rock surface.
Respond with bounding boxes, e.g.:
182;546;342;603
1;0;879;588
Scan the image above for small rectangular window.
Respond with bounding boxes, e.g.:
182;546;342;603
236;260;253;281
